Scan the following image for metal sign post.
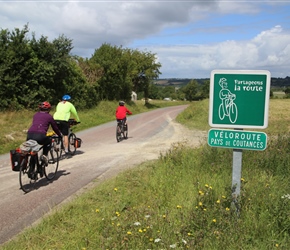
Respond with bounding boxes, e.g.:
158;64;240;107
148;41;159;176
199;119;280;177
232;148;242;215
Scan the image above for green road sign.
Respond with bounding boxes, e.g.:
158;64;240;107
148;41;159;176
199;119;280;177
209;70;271;129
208;128;267;151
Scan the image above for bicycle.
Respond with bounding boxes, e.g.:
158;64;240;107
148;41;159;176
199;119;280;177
218;94;238;123
55;119;80;158
19;137;60;193
116;119;128;142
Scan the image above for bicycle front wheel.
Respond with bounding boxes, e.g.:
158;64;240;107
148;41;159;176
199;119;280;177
68;133;77;155
45;148;59;180
116;125;122;142
19;155;35;193
123;124;128;139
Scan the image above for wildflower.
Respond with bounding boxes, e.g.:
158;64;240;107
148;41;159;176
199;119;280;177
114;188;118;191
187;232;192;236
143;229;146;232
222;195;226;199
116;212;120;216
216;199;220;204
212;219;217;223
182;239;187;244
198;190;204;195
117;223;120;227
205;184;209;188
226;207;230;211
282;194;290;199
127;231;132;235
176;205;182;209
241;178;245;182
154;238;161;243
198;202;203;206
149;238;153;242
139;229;143;233
134;222;141;226
148;205;150;208
275;243;279;247
170;244;177;248
95;209;100;213
203;208;207;211
209;186;213;189
163;215;166;218
145;215;151;219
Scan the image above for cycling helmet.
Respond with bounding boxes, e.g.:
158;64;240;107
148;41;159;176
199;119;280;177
39;101;51;111
119;101;125;106
62;94;71;101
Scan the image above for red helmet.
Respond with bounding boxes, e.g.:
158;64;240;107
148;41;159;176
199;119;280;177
39;101;51;111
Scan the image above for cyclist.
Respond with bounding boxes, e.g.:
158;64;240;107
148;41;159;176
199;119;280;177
27;102;62;168
116;101;132;130
53;94;80;155
219;78;235;115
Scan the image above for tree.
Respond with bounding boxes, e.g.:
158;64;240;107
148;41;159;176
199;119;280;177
183;79;199;101
90;44;161;102
0;25;93;110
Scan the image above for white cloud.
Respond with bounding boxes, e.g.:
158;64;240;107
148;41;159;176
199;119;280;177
0;1;289;78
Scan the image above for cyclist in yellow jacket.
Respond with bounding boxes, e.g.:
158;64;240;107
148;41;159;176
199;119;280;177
53;95;80;155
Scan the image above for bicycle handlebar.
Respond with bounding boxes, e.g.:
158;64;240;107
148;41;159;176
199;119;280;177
68;119;80;126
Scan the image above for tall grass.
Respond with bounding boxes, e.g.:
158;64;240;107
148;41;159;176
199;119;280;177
2;99;290;249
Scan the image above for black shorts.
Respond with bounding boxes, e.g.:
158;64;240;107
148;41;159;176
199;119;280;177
55;120;69;136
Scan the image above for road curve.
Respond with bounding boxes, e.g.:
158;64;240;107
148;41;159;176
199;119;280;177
0;105;205;245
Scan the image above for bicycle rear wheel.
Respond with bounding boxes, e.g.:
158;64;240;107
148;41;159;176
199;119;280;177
68;133;77;155
45;147;59;180
116;124;122;142
19;155;35;193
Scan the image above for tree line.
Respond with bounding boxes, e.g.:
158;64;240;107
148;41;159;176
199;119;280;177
0;25;162;110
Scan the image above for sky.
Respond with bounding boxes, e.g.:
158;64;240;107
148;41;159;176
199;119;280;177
0;0;290;79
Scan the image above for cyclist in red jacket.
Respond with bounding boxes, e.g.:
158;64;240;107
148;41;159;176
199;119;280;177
116;101;132;130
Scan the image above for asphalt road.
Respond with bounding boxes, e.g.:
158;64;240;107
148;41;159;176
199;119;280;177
0;105;206;245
